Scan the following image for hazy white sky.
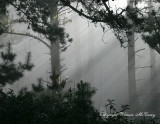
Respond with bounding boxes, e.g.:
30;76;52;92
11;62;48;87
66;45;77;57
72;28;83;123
109;0;127;10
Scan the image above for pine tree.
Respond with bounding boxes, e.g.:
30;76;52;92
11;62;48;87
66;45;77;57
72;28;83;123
59;0;160;53
0;0;73;79
0;43;34;87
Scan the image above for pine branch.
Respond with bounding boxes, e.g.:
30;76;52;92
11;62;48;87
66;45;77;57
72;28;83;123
0;43;34;86
154;46;160;54
60;0;104;22
23;52;34;71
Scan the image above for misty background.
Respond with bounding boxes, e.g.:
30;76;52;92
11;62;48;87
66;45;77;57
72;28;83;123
1;0;160;112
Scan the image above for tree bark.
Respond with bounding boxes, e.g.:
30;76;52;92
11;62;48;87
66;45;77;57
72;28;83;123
148;0;157;114
48;0;60;76
127;0;137;113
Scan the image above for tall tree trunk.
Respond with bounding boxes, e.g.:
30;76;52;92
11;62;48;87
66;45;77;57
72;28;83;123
150;48;157;113
127;0;137;113
148;0;157;114
48;0;60;76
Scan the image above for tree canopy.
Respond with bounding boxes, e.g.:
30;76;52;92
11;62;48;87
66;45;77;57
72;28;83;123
0;0;72;51
2;0;160;53
59;0;160;53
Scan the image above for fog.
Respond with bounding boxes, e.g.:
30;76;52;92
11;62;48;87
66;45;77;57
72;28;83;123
1;0;160;113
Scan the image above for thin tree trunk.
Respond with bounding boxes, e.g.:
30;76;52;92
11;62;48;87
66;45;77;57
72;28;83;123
150;48;157;113
127;0;137;113
148;0;157;114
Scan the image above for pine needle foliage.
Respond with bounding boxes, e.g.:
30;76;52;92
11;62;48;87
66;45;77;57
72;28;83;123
0;43;34;87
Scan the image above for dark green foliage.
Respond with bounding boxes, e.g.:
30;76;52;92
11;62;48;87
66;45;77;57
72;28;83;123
15;0;72;43
32;78;44;92
0;43;34;86
0;80;102;124
0;0;15;15
65;81;100;124
0;0;15;35
0;62;158;124
0;79;159;124
2;0;160;52
59;0;160;53
0;45;158;123
140;15;160;50
0;89;35;124
0;0;72;51
142;33;160;49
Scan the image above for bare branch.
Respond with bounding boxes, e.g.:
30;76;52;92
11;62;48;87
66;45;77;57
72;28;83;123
3;32;50;48
136;65;152;69
135;48;145;53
